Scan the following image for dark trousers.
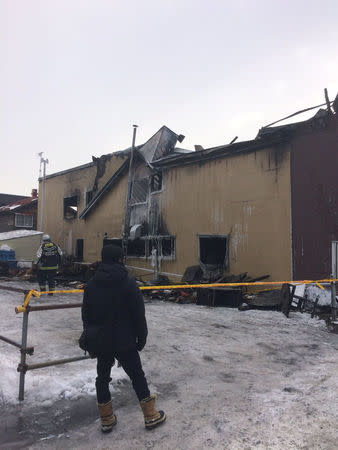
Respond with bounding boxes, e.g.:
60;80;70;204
96;349;150;404
37;269;57;291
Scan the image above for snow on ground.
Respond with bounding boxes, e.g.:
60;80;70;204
306;284;334;306
0;230;43;241
0;280;337;449
0;281;127;406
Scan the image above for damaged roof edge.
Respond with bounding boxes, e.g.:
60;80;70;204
39;162;95;182
151;136;286;169
79;158;130;219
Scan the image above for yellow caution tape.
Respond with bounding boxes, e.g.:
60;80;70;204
14;280;337;313
315;281;325;291
138;279;338;290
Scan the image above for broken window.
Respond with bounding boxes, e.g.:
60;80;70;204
75;239;84;261
127;238;146;257
161;236;175;257
148;236;175;258
131;178;148;204
86;190;93;205
150;172;162;193
15;214;33;228
199;235;228;266
64;196;78;220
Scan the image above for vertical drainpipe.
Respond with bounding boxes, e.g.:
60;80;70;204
289;142;294;281
122;125;138;260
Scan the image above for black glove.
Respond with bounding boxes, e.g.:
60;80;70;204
136;337;146;352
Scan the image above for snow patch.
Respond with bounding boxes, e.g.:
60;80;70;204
0;230;43;241
0;244;13;251
17;261;33;268
0;353;127;406
306;284;332;306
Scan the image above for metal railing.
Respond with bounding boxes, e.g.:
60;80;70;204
0;287;89;401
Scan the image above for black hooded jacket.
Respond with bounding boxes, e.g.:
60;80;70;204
81;262;148;353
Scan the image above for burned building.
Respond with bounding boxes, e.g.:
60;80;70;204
38;102;338;281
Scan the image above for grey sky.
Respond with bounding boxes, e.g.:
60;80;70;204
1;0;337;195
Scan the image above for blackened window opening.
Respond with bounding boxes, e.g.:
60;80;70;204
150;172;162;192
75;239;84;261
127;238;146;257
199;236;227;265
131;179;148;204
64;196;78;219
161;236;175;256
149;236;175;258
86;190;93;205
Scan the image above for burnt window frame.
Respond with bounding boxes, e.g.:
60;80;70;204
147;235;176;260
63;195;78;220
75;238;84;261
86;190;93;205
127;237;147;258
150;171;163;193
130;178;149;205
198;234;228;268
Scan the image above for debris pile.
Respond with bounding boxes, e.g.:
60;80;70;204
148;288;197;304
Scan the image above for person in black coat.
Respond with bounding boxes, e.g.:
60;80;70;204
81;244;166;433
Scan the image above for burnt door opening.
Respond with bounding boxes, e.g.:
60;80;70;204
75;239;84;261
199;236;228;266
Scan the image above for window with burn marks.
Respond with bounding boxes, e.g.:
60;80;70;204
131;179;148;204
150;172;162;193
64;195;78;220
199;235;228;267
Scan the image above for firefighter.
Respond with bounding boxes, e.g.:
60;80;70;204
36;234;62;295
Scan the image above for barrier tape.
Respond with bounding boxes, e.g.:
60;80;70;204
13;279;337;314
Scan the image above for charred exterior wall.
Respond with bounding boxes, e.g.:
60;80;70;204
291;115;338;279
159;146;292;281
39;143;293;280
38;155;127;261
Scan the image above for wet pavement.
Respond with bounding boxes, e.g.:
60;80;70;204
0;380;131;449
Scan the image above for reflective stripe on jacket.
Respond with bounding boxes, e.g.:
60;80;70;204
37;242;62;270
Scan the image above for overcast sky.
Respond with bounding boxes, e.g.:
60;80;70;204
1;0;337;195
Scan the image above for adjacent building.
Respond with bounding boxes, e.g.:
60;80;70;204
0;190;38;233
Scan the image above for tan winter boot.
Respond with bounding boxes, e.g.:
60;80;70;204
140;394;166;430
97;400;117;433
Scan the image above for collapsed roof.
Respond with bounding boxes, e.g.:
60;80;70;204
79;126;187;219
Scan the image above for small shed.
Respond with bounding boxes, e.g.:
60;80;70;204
0;230;43;262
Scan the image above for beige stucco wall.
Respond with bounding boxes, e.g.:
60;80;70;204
155;146;292;281
38;156;127;260
38;145;292;281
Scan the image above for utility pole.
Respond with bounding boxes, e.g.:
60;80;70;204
38;152;49;232
122;125;138;260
